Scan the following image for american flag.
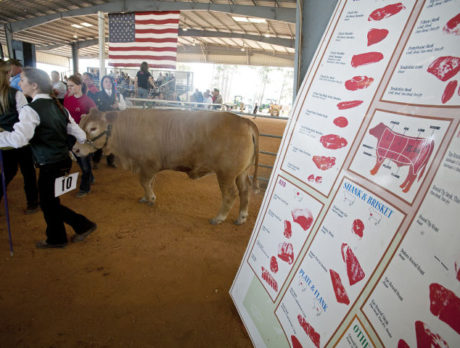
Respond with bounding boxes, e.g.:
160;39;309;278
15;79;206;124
108;11;180;69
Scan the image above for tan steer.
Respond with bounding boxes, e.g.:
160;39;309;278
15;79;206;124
73;108;259;225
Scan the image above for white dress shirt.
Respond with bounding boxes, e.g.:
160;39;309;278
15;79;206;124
104;89;127;110
0;94;86;149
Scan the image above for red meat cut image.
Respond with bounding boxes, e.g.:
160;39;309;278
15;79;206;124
337;100;363;110
429;283;460;334
333;117;348;128
442;80;457;104
443;13;460;35
261;266;278;292
351;52;384;67
315;176;322;184
297;314;320;348
308;174;315;182
329;269;350;305
369;122;435;193
427;56;460;81
367;28;389;46
291;335;303;348
345;76;374;91
352;219;364;238
415;321;449;348
278;242;294;265
312;156;336;170
284;220;292;238
291;208;314;231
368;2;405;21
341;243;365;285
320;134;348;150
398;339;410;348
270;256;279;273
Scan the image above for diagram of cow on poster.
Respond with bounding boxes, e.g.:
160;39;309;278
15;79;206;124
349;110;451;204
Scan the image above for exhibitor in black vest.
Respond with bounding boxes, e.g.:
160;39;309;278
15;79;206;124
0;67;97;249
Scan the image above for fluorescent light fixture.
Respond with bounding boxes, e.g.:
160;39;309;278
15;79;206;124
264;33;271;38
233;16;266;23
81;22;93;27
240;47;245;52
183;27;188;31
248;18;266;23
71;24;83;28
233;16;248;22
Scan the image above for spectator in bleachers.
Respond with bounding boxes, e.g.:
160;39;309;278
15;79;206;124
212;88;223;110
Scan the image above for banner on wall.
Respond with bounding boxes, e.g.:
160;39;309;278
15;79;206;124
231;1;460;347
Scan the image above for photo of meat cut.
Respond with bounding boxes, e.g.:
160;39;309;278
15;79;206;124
443;13;460;35
367;28;389;46
291;208;314;231
333;117;348;128
297;314;320;348
415;320;449;348
315;176;322;184
337;100;363;110
341;243;365;286
368;2;405;21
427;56;460;82
261;266;278;292
329;269;351;305
351;52;384;68
429;283;460;334
284;220;292;239
352;219;364;238
312;156;336;170
320;134;348;150
308;174;315;182
345;75;374;91
368;122;434;193
397;339;410;348
270;256;279;274
441;80;458;104
278;242;294;265
291;335;303;348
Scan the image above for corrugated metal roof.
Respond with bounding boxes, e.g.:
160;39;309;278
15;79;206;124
0;0;296;67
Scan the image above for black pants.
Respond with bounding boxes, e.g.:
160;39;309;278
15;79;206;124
93;149;115;167
38;158;94;244
0;146;39;207
76;155;94;192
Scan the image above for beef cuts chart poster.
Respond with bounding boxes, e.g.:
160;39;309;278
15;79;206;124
230;0;460;347
280;0;415;198
361;125;460;347
247;176;323;302
274;179;404;348
382;0;460;106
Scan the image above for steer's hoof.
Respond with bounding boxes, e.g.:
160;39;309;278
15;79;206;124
139;197;155;206
209;218;223;225
234;218;246;225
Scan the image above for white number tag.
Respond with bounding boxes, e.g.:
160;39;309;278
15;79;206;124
54;172;79;197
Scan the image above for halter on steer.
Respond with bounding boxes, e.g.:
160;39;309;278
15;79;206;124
85;124;112;151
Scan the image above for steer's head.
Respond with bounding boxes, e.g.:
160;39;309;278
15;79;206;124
73;108;118;157
369;122;386;139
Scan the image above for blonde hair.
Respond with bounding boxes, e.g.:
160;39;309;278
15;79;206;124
0;60;11;114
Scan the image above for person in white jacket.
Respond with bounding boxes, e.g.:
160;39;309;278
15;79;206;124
0;67;96;249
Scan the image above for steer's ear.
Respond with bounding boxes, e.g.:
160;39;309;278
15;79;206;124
104;111;119;124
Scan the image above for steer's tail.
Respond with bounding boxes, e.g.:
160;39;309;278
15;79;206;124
250;120;260;193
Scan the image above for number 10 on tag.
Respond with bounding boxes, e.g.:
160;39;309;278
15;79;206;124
55;172;79;197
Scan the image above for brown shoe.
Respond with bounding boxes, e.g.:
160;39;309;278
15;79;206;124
71;223;97;243
36;240;67;249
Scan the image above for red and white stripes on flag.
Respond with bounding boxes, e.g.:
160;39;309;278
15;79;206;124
108;11;180;69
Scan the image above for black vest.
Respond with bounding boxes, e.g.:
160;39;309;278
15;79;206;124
0;88;19;132
28;99;69;165
95;90;117;111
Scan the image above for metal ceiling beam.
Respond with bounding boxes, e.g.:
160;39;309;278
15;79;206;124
35;28;294;51
10;0;296;33
178;45;293;60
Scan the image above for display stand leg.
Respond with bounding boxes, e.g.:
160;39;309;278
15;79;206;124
0;150;13;256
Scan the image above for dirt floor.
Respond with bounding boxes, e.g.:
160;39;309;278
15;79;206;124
0;116;286;348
